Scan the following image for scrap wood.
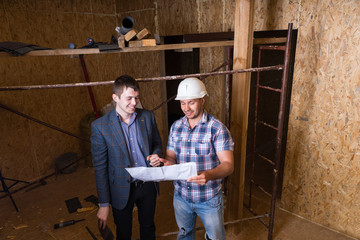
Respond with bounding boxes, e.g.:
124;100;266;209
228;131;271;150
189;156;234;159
136;28;152;40
125;29;139;42
13;224;28;230
128;39;156;47
117;35;125;49
83;206;98;217
77;206;95;213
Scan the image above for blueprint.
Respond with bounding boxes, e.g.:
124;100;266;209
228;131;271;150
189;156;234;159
125;162;197;182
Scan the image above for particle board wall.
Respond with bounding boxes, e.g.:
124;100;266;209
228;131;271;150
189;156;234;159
252;0;360;238
198;0;231;123
0;1;166;181
157;0;233;122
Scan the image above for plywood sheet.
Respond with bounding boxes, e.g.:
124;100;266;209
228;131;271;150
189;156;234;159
115;0;155;13
156;0;198;35
200;47;226;123
198;0;223;33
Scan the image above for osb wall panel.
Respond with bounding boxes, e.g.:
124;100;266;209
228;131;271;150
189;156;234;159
198;1;227;123
198;0;223;33
200;47;227;123
0;1;165;181
0;56;94;180
251;0;360;238
156;0;199;35
223;0;236;31
116;0;154;13
253;0;299;30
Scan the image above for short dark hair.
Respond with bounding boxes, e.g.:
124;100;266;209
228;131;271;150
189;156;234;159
113;75;140;96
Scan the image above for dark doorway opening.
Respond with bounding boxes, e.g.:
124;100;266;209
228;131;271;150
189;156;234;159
163;36;200;129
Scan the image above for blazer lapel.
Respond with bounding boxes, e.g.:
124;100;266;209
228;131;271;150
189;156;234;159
109;110;130;159
136;111;149;158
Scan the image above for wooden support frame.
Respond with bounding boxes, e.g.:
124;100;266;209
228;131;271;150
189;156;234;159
226;0;254;235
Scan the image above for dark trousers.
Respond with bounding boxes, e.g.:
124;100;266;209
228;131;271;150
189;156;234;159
112;181;157;240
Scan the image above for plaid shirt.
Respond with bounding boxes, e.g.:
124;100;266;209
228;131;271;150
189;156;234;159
167;111;234;203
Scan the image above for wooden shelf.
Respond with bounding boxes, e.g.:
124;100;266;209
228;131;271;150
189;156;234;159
0;40;232;57
0;37;286;57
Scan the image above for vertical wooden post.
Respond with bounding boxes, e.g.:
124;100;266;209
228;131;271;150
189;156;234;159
159;38;169;150
225;0;254;235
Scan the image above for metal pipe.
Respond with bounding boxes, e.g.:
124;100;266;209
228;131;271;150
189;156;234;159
151;61;230;112
267;23;293;240
0;103;90;143
225;46;233;128
79;55;99;118
0;65;284;91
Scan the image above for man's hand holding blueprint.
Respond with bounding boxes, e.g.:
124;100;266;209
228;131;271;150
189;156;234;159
125;162;197;182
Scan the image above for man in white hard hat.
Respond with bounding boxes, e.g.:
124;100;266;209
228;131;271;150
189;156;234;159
150;77;234;240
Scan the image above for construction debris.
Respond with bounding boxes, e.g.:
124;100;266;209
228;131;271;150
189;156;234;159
118;27;157;48
124;29;139;42
128;39;156;47
77;207;95;213
13;224;28;230
136;28;152;40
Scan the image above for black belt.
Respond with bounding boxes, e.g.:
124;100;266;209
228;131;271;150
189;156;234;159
131;180;144;187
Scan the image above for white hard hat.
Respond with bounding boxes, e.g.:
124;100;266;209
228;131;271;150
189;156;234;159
175;77;208;100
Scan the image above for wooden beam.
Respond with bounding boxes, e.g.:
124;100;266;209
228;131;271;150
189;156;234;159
0;41;234;57
226;0;254;235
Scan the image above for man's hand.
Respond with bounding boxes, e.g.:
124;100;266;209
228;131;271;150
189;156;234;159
158;150;177;166
159;157;176;166
97;206;110;230
188;150;234;185
187;172;208;185
147;154;161;167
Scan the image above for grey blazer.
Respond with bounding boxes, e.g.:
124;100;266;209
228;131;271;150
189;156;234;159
91;108;162;210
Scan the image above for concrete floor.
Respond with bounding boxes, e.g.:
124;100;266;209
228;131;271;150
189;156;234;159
0;164;356;240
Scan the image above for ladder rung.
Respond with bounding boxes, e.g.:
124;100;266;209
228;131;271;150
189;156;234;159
243;205;270;228
251;180;272;198
258;45;286;51
257;84;282;92
254;153;275;165
257;120;278;130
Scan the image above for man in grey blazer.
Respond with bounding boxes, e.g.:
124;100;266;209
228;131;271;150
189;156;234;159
91;75;162;240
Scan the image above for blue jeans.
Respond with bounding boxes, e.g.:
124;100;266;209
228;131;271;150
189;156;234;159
173;191;225;240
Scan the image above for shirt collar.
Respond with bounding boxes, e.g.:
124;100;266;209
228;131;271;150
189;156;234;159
181;110;208;127
116;111;137;123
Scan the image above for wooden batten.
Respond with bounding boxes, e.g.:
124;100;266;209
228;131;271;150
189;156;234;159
128;39;156;48
136;28;152;40
125;29;139;42
117;35;125;49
